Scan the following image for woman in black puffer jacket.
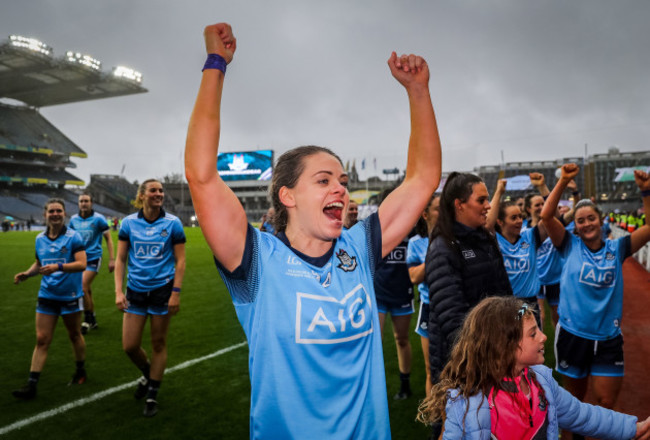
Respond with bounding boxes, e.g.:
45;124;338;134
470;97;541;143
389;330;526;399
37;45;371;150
425;172;512;384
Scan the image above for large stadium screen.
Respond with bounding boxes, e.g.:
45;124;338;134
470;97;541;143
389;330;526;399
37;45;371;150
217;150;273;181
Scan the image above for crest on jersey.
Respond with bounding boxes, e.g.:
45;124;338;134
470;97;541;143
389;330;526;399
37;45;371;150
606;251;615;260
60;246;67;254
336;249;357;272
521;241;529;249
160;229;168;238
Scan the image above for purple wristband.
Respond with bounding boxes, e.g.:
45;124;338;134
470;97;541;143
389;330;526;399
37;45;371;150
642;190;650;198
202;53;227;74
57;263;63;271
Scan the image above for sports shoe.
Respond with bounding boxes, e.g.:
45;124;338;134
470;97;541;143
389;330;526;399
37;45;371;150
134;376;149;400
143;399;158;417
68;369;87;386
12;383;37;399
393;390;412;400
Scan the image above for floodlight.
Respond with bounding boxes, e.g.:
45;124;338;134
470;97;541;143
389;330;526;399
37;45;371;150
66;51;101;70
112;66;143;83
9;35;52;56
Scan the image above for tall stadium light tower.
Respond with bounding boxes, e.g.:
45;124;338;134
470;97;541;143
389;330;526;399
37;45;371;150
9;35;52;57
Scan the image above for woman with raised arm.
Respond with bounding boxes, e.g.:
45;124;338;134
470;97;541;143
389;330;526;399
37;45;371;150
541;163;650;440
185;23;441;439
486;177;548;328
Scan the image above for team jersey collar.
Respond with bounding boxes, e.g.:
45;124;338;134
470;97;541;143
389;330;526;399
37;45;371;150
137;208;166;223
276;231;335;268
79;209;95;219
45;224;67;240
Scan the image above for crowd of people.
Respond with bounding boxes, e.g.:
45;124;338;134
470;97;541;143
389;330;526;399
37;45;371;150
10;20;650;439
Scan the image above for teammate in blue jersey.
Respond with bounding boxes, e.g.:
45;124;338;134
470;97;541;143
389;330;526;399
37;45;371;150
406;194;439;395
488;178;548;329
69;193;115;333
12;199;88;399
185;23;442;439
114;179;186;417
542;163;650;438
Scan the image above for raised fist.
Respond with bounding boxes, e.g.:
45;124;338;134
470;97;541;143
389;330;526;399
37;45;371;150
634;169;650;192
561;163;579;181
204;23;236;64
388;52;429;90
529;172;545;187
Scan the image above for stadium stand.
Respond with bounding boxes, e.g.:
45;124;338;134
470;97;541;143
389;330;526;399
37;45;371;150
0;34;147;224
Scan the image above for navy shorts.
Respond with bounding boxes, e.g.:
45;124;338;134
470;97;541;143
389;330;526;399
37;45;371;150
555;325;624;378
377;299;414;317
415;301;429;338
537;283;560;306
85;258;102;273
37;297;84;316
125;280;173;316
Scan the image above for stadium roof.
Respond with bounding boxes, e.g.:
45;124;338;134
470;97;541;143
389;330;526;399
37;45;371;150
0;35;147;107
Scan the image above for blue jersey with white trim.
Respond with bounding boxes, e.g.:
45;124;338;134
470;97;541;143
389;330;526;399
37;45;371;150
118;210;185;292
407;234;429;303
496;227;540;298
216;213;390;440
35;226;85;300
536;236;562;285
557;233;631;340
69;211;109;261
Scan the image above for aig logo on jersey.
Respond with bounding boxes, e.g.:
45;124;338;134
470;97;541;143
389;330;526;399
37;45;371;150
579;262;615;287
134;241;164;259
385;245;406;264
295;283;373;344
503;256;529;274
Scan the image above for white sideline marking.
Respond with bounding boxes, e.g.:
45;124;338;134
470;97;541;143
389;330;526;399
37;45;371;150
0;341;247;435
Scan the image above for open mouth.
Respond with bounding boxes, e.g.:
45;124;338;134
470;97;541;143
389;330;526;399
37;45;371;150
324;202;344;222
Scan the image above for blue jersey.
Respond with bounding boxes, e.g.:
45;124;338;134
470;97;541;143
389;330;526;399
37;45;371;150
118;210;185;292
557;233;631;340
496;227;540;298
35;226;85;300
536;236;563;285
407;234;429;303
69;210;109;261
216;213;390;440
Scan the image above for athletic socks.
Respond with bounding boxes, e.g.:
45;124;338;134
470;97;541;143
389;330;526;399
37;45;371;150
28;371;41;386
139;362;151;381
146;379;161;401
399;372;411;394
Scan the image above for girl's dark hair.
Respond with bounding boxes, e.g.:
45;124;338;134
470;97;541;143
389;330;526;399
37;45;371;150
270;146;343;232
430;172;484;246
417;296;547;427
495;200;519;234
415;194;440;238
